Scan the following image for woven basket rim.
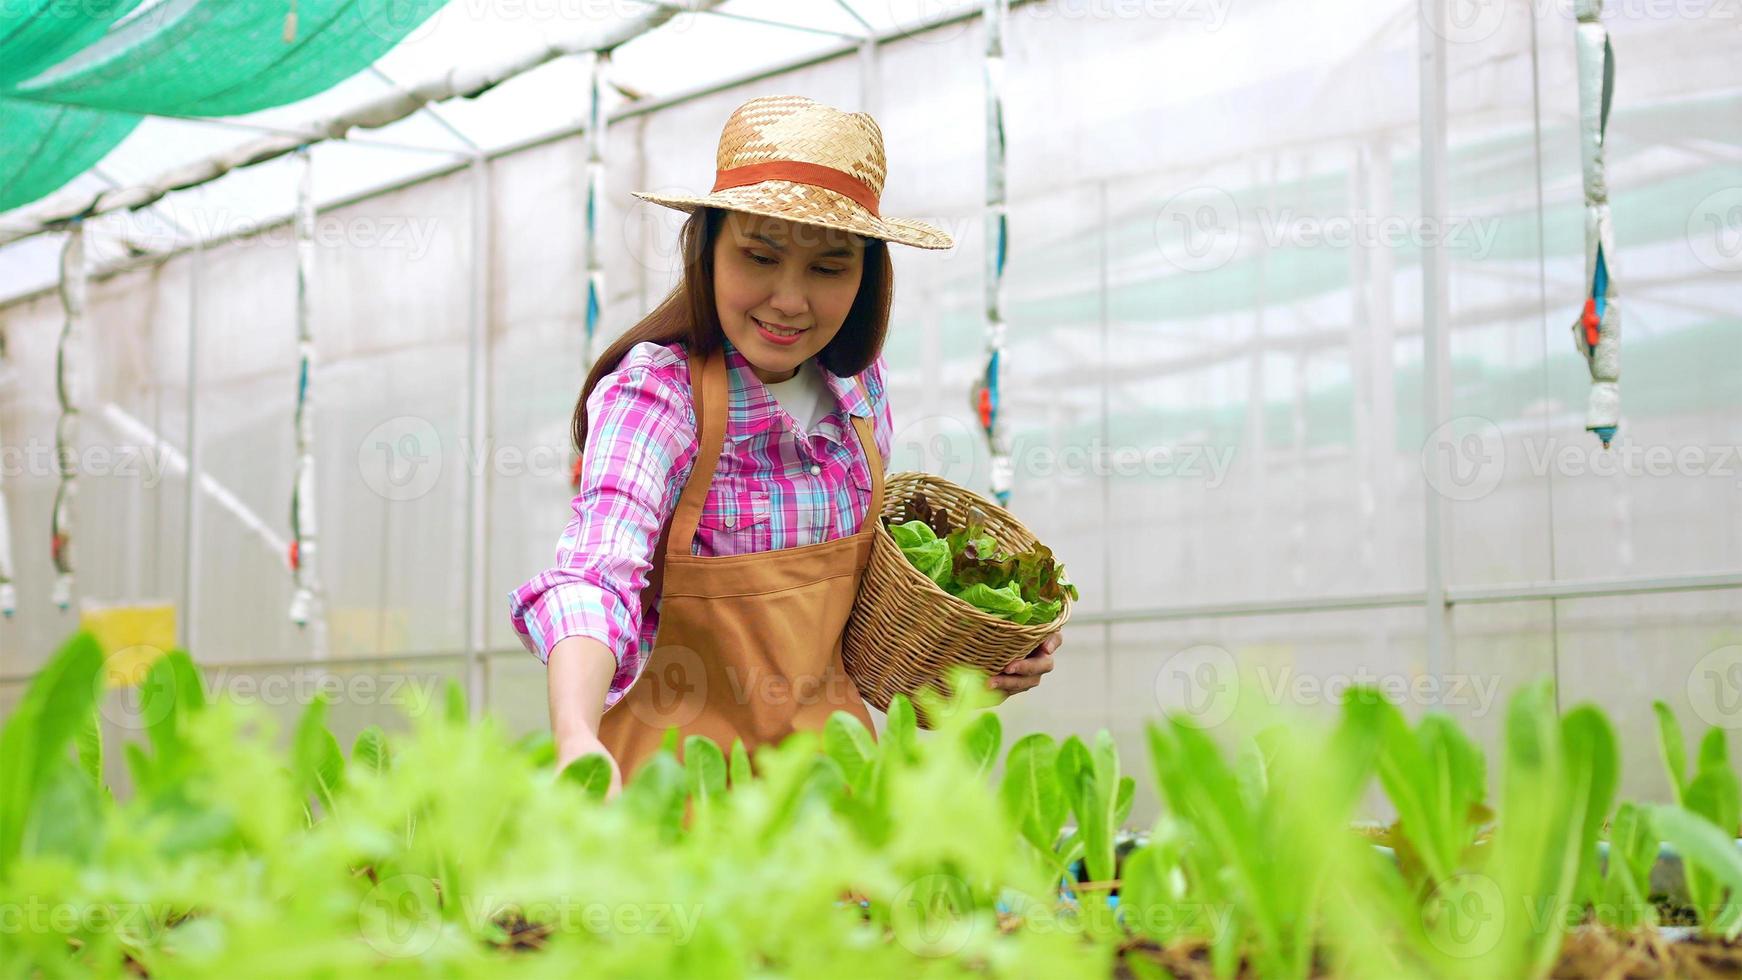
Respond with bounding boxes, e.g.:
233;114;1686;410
874;472;1075;634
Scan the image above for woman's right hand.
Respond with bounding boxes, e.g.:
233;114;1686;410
556;728;623;801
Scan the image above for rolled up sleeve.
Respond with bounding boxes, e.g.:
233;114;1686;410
507;362;695;707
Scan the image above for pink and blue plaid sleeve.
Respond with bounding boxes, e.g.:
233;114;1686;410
507;362;696;705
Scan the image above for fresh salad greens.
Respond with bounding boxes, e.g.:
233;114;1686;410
4;629;1740;979
884;492;1078;626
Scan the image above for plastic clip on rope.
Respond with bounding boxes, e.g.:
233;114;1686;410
977;0;1013;509
1572;0;1620;450
287;147;320;631
49;220;86;610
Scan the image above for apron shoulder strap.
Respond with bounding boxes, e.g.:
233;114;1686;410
640;356;883;615
848;378;884;533
641;345;727;614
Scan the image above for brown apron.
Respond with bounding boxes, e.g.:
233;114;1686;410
598;344;881;780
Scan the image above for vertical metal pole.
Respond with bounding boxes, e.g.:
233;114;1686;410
1419;0;1453;697
466;154;492;718
1098;179;1113;733
1528;5;1564;695
182;226;203;653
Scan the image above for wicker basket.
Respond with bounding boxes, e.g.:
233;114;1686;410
842;472;1073;727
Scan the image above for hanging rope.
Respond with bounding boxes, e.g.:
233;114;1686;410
573;48;610;489
1573;0;1619;449
49;220;86;610
973;0;1012;508
287;146;321;628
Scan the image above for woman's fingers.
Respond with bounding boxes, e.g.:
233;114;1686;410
988;652;1055;693
1000;652;1055;677
986;632;1064;694
988;671;1044;693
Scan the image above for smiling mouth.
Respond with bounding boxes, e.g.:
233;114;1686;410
754;317;805;337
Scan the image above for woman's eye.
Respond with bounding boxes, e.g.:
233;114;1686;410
747;252;776;266
814;267;844;276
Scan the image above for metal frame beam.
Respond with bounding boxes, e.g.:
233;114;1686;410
6;569;1736;685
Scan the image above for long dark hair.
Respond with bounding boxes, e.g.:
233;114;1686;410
570;206;893;455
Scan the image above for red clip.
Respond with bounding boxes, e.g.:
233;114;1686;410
289;540;300;571
1581;298;1601;348
569;454;584;490
975;386;992;431
51;532;65;562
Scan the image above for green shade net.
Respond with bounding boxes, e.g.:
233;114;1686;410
0;0;148;210
1;0;450;213
0;0;148;88
0;105;141;212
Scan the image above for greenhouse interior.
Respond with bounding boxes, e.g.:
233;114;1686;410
1;0;1740;976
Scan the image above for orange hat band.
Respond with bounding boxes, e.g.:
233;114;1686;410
711;161;881;218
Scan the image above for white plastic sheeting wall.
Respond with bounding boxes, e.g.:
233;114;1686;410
1;0;1738;823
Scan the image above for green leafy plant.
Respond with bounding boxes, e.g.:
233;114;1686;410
1363;695;1490;890
1477;680;1618;979
883;491;1078;625
1652;700;1742;934
1139;699;1383;979
1650;804;1742;939
7;629;1740;979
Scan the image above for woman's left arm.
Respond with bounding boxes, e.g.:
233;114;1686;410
989;630;1062;695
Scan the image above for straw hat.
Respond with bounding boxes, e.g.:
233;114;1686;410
632;94;954;251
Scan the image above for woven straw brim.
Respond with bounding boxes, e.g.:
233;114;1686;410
840;472;1073;729
633;181;954;251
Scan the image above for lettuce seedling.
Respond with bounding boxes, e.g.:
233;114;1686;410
1652;700;1742;933
1596;801;1659;929
1362;695;1489;890
1057;731;1135;889
1140;692;1399;979
0;631;104;871
1478;681;1618;979
1650;803;1742;939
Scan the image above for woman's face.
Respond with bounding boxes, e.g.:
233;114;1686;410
712;210;867;385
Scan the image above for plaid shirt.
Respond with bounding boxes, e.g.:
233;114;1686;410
508;336;893;710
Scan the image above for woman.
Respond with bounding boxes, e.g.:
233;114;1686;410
509;95;1061;800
